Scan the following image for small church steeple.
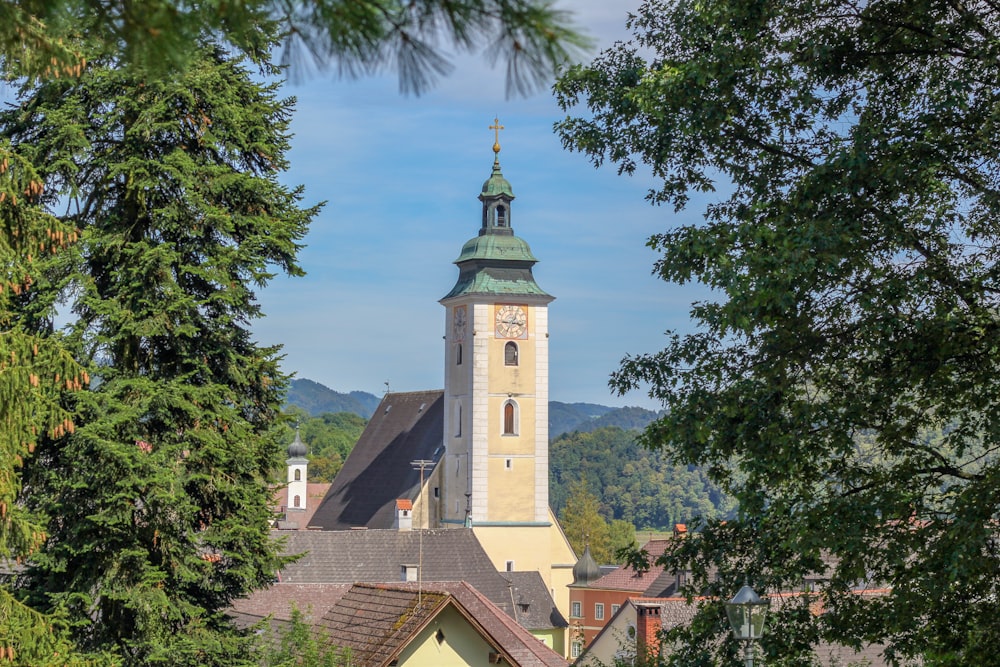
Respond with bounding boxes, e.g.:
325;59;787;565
286;427;308;512
480;117;515;235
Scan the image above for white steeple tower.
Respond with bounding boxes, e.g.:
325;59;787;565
286;428;309;512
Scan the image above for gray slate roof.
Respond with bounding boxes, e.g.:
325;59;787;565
308;390;444;531
274;529;565;631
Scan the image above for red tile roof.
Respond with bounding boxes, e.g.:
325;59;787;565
586;539;672;593
315;582;569;667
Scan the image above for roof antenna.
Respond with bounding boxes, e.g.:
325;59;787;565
384;380;391;395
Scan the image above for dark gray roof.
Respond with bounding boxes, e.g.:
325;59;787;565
309;390;444;530
275;529;565;631
507;570;568;629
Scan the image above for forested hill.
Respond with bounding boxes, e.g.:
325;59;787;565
286;379;381;418
286;379;660;434
549;402;663;436
550;426;736;531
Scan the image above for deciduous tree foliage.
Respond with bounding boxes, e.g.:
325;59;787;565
556;0;1000;664
550;426;733;531
3;37;317;665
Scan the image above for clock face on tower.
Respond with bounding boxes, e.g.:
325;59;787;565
495;304;527;339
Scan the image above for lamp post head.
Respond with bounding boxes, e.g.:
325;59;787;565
726;584;768;641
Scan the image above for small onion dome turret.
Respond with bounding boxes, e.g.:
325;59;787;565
572;545;602;586
287;429;307;459
481;160;514;198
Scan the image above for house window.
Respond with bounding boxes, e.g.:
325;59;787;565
293;469;301;481
506;560;515;572
503;400;518;435
571;601;582;618
571;642;582;658
595;603;605;620
433;486;440;499
293;495;301;508
496;204;507;227
456;343;462;365
505;458;512;470
504;341;518;366
454;403;462;437
402;565;418;582
611;604;620;615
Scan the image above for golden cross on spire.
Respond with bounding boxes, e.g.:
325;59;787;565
489;117;504;155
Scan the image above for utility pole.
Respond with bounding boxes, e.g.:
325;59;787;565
410;459;434;603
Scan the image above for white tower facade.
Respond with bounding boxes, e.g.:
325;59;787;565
286;429;309;511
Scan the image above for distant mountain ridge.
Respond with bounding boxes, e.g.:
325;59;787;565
287;379;660;435
286;379;381;418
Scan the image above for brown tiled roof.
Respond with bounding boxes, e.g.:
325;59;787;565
316;583;450;666
229;583;352;628
274;529;565;631
309;391;444;530
631;596;700;630
315;582;569;667
586;539;672;593
581;595;891;667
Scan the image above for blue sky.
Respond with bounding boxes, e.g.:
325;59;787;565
254;1;712;408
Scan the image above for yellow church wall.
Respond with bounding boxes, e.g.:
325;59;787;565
473;519;577;616
485;457;535;520
486;336;537;393
487;396;536;457
412;465;443;529
394;604;499;667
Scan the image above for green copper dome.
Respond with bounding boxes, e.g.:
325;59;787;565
454;233;537;264
481;160;514;198
441;148;552;302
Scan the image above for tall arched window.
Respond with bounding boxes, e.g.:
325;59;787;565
503;400;518;435
293;495;301;508
456;343;463;365
496;205;507;227
293;469;301;481
504;341;518;366
455;403;462;437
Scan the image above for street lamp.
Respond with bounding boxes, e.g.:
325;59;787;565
725;584;768;667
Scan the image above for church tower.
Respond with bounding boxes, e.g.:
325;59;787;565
286;428;309;512
440;120;555;528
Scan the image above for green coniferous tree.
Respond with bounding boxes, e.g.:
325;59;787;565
2;33;318;665
0;147;99;666
559;478;612;564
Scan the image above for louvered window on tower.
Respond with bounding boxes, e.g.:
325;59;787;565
504;341;518;366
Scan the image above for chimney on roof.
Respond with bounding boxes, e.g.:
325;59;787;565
635;603;662;662
395;498;413;531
